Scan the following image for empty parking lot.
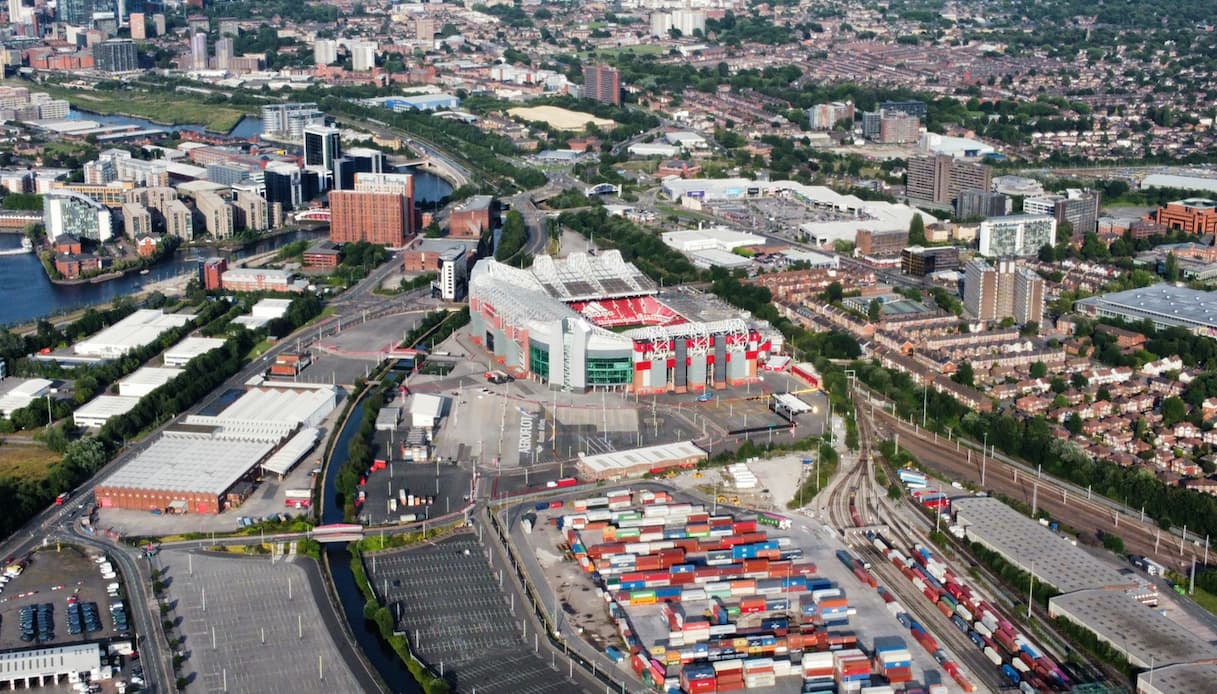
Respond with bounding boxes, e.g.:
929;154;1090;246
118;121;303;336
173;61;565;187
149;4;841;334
366;534;573;694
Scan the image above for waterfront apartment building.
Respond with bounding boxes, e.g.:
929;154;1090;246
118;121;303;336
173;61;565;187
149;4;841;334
93;39;138;72
964;258;1044;325
583;64;621;106
906;154;992;206
121;202;152;237
43;191;113;242
329;172;415;246
1152;198;1217;235
233;189;270;232
978;214;1056;257
1023;189;1101;243
260;103;324;140
195;191;234;239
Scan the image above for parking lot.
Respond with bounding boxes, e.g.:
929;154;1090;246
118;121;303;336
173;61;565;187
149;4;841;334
0;545;130;651
365;534;573;694
157;550;368;694
358;454;472;525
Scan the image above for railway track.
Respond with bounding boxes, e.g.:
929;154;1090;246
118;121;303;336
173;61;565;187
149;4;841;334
819;400;1004;692
866;401;1207;574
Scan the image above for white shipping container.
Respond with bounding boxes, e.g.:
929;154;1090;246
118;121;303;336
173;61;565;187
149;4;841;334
974;621;992;638
929;686;948;694
981;613;999;632
885;602;904;616
802;652;834;668
860;687;896;694
983;647;1002;666
1012;658;1030;673
956;605;974;623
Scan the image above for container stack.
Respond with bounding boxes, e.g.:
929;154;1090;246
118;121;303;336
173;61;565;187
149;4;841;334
726;463;758;490
680;663;716;694
712;659;744;692
742;658;776;689
800;651;834;691
833;649;871;691
874;643;913;684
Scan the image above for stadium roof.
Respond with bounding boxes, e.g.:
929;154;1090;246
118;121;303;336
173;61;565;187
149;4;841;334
531;251;658;301
469;259;624;344
101;433;274;495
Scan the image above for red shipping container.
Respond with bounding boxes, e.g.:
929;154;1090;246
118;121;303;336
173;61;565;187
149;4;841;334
732;520;758;533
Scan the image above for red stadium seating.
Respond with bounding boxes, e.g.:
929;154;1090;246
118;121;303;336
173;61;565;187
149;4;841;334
569;297;685;328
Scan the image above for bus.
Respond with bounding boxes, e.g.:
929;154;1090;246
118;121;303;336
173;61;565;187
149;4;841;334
758;512;792;530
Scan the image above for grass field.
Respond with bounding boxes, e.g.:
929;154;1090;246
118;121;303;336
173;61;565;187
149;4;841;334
580;44;669;61
9;81;252;133
0;443;58;483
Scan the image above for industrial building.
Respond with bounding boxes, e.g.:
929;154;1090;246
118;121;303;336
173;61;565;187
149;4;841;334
1137;663;1217;694
1074;285;1217;334
952;496;1146;595
661;178;933;246
963;258;1044;324
0;378;53;418
1048;590;1217;669
577;441;706;480
0;643;103;689
977;214;1056;257
117;366;182;397
74;309;192;358
73;394;141;428
95;384;338;513
468;253;773;393
163;336;225;367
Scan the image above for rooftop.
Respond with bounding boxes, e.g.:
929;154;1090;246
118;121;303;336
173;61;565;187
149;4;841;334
1075;285;1217;331
953;496;1144;594
578;441;706;477
1048;590;1217;669
1174;198;1217;210
74;309;192;357
74;395;141;424
164;336;226;363
1137;663;1217;694
99;433;274;495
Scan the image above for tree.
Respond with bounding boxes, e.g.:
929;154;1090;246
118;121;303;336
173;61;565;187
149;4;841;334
1161;396;1188;427
867;299;882;322
1065;412;1083;435
822;282;844;304
1071;372;1089;390
1164;252;1180;282
1020;321;1040;337
952;362;974;387
908;213;926;245
1038;243;1056;262
1030;361;1048;379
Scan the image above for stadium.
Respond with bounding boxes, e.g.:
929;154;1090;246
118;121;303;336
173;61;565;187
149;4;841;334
467;251;773;393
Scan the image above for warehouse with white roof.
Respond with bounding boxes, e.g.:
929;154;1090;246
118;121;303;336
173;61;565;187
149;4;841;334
0;378;53;417
163;336;226;367
73;395;141;428
577;441;706;480
74;309;192;358
117;366;182;397
94;383;339;513
1048;590;1217;669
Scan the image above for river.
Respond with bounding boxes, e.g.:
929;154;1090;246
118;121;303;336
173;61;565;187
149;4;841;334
0;230;327;327
322;399;426;694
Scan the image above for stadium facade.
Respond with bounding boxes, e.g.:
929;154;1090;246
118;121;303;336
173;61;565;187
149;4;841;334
468;253;772;393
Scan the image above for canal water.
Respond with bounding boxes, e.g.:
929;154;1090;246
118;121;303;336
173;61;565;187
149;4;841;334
321;400;426;694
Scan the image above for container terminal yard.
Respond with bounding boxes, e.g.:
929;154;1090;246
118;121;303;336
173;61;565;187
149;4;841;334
506;478;1086;694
